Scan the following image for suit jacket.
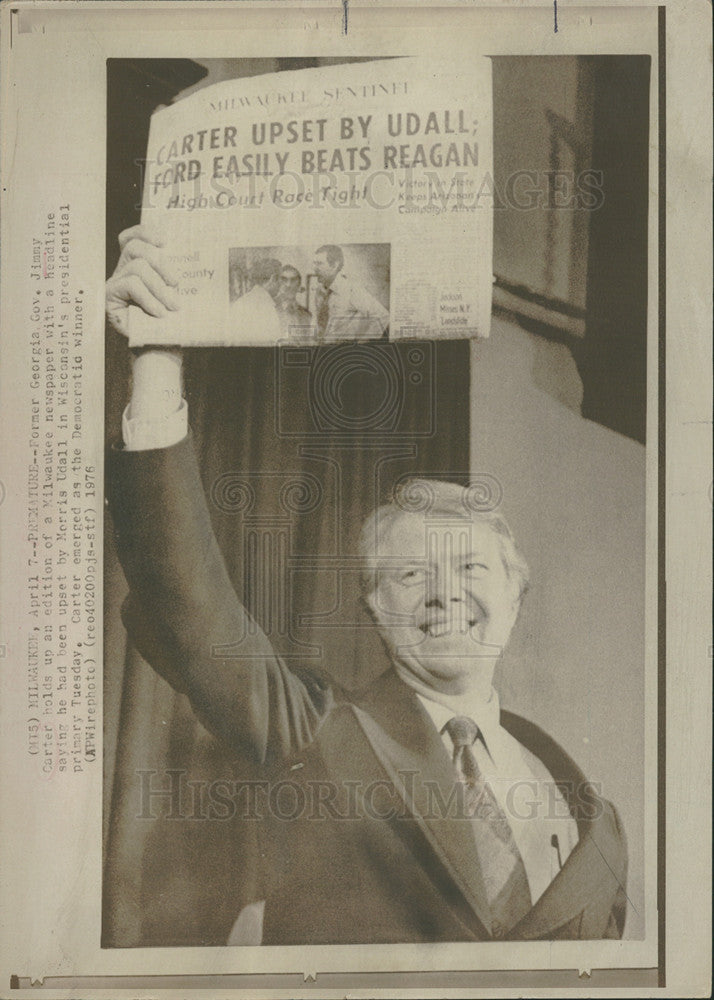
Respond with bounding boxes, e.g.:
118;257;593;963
109;435;628;945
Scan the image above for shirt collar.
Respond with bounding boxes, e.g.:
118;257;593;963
416;687;501;751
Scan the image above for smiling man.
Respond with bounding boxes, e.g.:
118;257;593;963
356;486;582;920
107;227;628;945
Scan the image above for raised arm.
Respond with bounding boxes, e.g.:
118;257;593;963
106;227;333;765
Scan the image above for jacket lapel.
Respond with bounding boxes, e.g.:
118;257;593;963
500;710;628;939
351;670;492;936
508;806;625;938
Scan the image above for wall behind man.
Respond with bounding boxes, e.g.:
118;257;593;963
470;315;646;939
492;56;594;313
491;55;650;444
482;56;649;938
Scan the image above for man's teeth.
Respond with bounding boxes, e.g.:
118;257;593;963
421;619;480;637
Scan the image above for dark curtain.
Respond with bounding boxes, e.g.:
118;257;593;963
580;56;650;443
102;60;470;946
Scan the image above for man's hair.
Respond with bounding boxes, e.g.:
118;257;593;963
251;258;282;285
315;244;344;269
358;477;530;601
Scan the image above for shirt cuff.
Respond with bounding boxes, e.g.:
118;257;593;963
122;398;189;451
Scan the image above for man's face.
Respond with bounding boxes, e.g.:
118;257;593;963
366;513;521;701
279;268;301;304
265;273;281;300
313;252;338;286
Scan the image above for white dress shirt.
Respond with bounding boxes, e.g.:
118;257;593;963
122;350;187;451
229;284;282;344
316;271;389;341
416;688;579;904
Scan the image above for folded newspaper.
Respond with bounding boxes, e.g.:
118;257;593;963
129;57;493;346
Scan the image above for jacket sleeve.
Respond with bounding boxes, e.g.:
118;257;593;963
347;283;389;330
108;433;333;765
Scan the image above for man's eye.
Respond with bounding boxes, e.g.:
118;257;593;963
400;568;426;585
463;561;488;573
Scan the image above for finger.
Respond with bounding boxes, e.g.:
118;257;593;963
117;224;164;252
119;238;181;288
107;306;129;335
107;273;169;319
111;259;181;312
121;274;169;318
128;258;181;310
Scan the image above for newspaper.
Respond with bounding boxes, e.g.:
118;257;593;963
0;2;712;999
128;57;493;346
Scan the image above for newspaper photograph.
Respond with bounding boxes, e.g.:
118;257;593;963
0;2;711;998
226;241;390;342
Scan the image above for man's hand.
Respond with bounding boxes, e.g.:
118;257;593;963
107;226;186;447
106;225;181;337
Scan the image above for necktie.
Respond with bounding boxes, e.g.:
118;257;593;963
316;286;330;340
445;715;532;936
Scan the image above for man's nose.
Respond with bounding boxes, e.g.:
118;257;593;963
424;594;463;609
424;575;464;609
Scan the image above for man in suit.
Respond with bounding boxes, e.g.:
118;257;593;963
313;244;389;341
107;227;628;944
